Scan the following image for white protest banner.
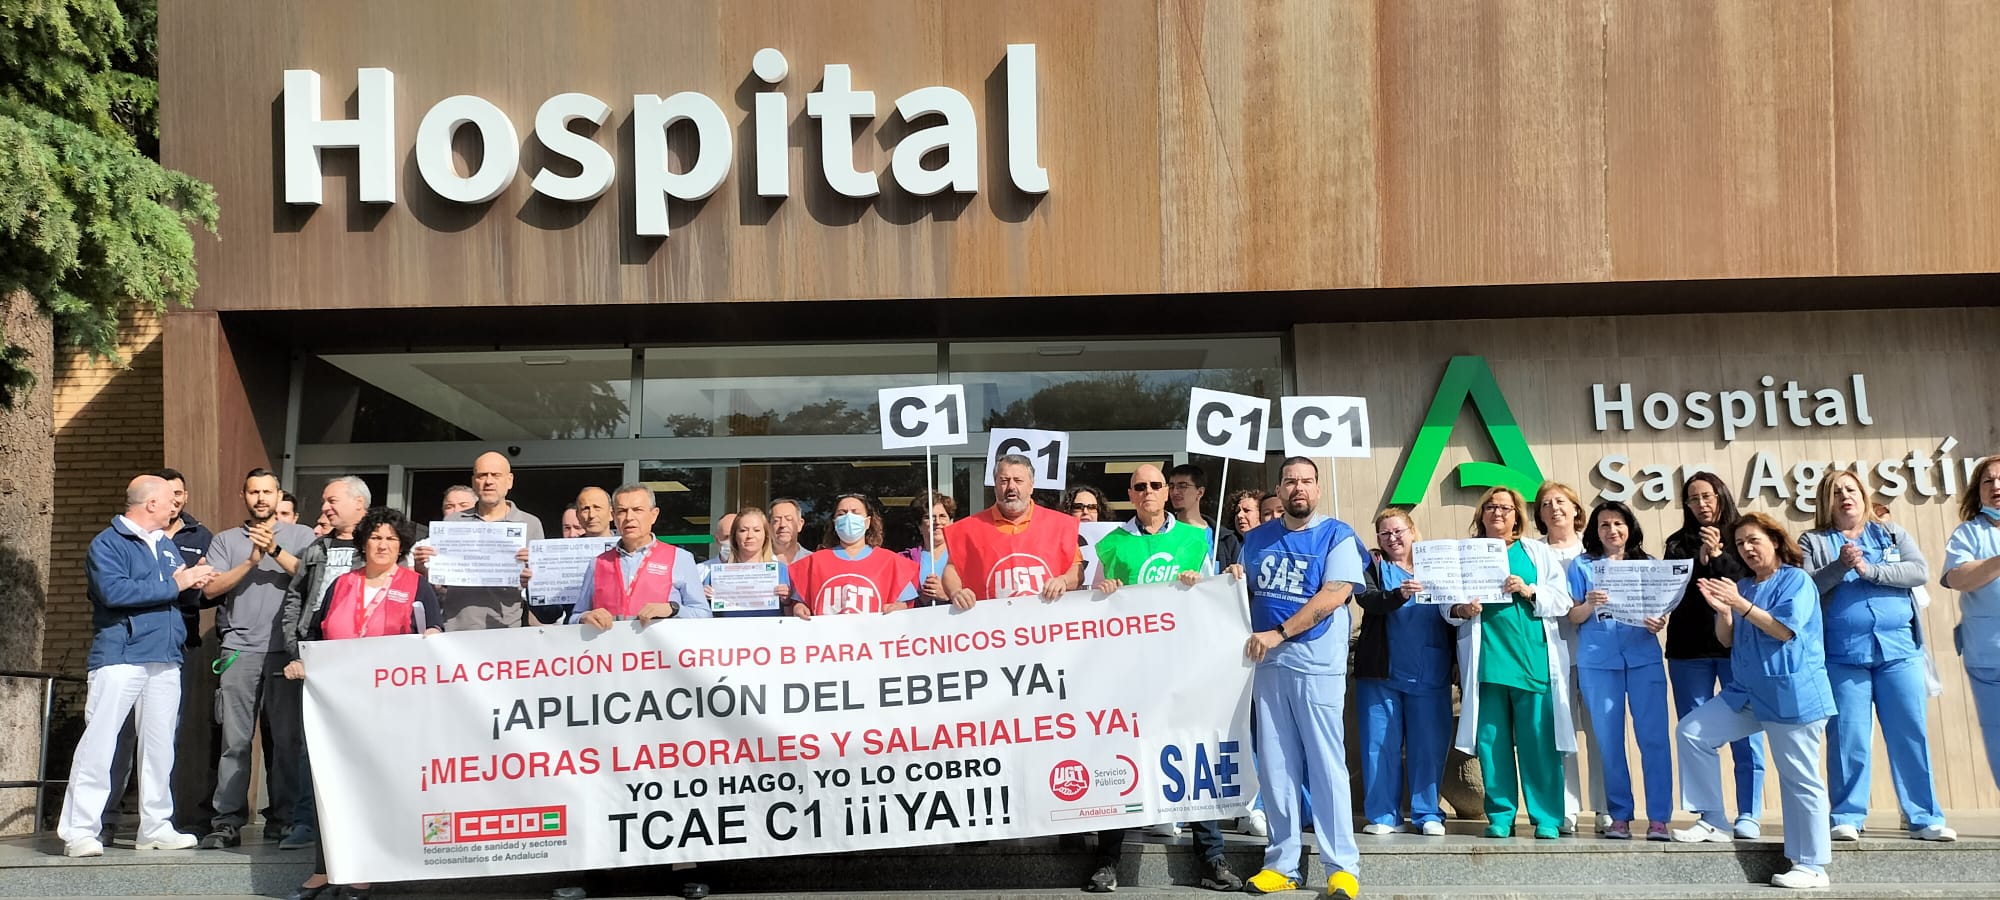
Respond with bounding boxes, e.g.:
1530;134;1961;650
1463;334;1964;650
426;520;530;587
1077;521;1119;588
986;428;1068;489
878;385;969;450
1410;538;1510;606
707;561;785;613
528;537;618;607
1184;388;1269;464
1280;396;1371;459
1591;558;1694;627
302;579;1257;884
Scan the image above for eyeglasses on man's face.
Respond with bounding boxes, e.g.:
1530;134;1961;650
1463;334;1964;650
1129;481;1165;493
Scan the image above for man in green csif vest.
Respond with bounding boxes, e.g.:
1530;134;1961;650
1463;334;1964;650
1081;463;1240;894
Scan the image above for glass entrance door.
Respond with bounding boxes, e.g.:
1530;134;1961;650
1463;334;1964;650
407;465;624;531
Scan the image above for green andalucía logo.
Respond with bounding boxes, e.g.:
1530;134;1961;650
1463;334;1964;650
1387;355;1546;506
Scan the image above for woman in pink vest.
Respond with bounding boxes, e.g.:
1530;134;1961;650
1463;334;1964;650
283;508;440;900
790;494;920;618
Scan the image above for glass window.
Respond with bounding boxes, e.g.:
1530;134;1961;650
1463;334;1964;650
300;350;632;443
641;344;936;437
949;338;1282;431
637;464;722;559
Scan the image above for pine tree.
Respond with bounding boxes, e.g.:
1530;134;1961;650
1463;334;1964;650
0;0;215;680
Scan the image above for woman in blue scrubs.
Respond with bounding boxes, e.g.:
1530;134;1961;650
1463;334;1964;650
1671;513;1833;891
1564;500;1672;841
1944;454;2000;791
1354;508;1455;836
1661;473;1764;838
1801;470;1954;842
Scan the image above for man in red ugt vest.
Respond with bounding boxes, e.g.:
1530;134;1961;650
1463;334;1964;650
942;453;1082;606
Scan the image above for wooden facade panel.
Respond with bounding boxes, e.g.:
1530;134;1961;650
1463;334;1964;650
1834;1;2000;275
1605;1;1837;280
159;0;2000;311
1296;308;2000;813
1376;0;1608;287
1158;0;1378;293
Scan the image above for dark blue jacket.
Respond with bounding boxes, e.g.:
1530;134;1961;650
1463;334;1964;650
86;517;189;670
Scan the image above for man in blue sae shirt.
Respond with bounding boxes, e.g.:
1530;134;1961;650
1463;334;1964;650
1230;457;1368;899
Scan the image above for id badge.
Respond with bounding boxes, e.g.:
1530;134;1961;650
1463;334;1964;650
1885;547;1902;563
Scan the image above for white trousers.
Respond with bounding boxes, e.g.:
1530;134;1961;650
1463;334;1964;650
1677;699;1830;869
58;662;182;843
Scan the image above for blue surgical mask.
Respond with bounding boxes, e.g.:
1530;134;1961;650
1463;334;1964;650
1983;506;2000;523
834;512;868;543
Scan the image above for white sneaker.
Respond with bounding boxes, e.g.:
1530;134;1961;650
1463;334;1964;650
1829;823;1860;842
1671;820;1733;843
1914;824;1957;842
1420;821;1447;836
1148;822;1181;837
1361;822;1398;835
1238;809;1268;837
1770;866;1830;889
63;837;104;858
1733;818;1762;840
1595;813;1614;831
1559;814;1577;834
135;831;198;851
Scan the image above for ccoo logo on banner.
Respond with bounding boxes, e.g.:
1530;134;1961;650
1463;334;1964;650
300;580;1257;883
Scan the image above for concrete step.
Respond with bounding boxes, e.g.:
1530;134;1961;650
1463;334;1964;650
4;828;1995;897
46;889;2000;900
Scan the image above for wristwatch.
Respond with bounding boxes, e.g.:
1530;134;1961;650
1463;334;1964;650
667;601;681;619
1274;621;1290;640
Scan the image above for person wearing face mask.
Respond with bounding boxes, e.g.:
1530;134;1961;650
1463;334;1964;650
788;494;919;617
1945;454;2000;790
1564;501;1671;842
1534;482;1603;834
1672;514;1833;891
1801;469;1952;842
1661;473;1765;839
941;455;1082;605
1353;508;1454;837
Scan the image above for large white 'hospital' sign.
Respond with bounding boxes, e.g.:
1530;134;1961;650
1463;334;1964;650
1280;396;1371;458
878;385;968;450
1184;388;1270;464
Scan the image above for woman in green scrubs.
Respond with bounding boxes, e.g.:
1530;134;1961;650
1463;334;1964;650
1446;486;1577;839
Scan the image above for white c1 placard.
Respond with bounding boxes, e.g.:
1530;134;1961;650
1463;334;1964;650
878;384;969;450
1280;396;1371;458
986;428;1068;490
1184;387;1271;464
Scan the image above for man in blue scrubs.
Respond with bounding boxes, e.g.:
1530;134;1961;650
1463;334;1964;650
1234;457;1366;900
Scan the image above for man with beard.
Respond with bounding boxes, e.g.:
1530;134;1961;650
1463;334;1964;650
196;469;319;847
1233;457;1367;900
941;454;1081;605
